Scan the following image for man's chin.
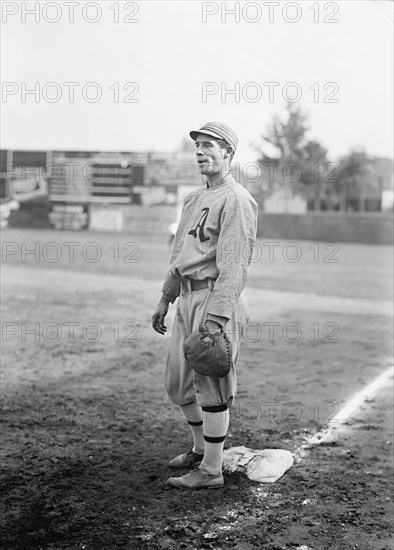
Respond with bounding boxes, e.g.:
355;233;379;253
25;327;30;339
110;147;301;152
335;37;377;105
198;163;220;175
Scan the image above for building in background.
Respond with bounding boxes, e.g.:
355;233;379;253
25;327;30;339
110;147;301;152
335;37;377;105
263;189;307;214
1;149;392;231
0;149;202;231
250;156;393;214
344;157;393;213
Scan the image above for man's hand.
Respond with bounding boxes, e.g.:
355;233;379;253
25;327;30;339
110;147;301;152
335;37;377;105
152;296;169;335
204;320;222;334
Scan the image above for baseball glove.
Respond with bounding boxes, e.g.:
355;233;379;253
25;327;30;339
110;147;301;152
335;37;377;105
183;325;232;378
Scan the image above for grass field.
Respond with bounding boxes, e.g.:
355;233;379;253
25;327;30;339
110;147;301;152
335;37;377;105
1;227;393;550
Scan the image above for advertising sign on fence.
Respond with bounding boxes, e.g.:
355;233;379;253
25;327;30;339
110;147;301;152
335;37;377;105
49;204;89;230
89;205;124;232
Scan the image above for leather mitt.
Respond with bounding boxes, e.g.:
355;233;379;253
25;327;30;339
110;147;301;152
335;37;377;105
183;325;232;378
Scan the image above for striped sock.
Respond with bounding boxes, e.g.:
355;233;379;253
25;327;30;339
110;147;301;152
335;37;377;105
200;405;230;475
179;402;205;454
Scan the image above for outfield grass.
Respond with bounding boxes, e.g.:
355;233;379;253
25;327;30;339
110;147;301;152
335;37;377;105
2;227;392;301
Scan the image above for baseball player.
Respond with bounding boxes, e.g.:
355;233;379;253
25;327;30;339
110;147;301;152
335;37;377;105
152;122;258;489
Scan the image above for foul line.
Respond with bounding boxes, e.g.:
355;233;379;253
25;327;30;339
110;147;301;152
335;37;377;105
295;365;394;459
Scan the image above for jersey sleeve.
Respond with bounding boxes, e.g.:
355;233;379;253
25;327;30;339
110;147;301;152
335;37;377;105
161;189;200;300
206;192;258;319
161;272;181;300
205;313;228;327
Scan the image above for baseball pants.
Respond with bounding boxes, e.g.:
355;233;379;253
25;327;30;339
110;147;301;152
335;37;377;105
165;286;250;408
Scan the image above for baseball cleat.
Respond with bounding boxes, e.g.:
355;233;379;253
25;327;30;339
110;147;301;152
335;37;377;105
166;467;224;489
168;449;204;469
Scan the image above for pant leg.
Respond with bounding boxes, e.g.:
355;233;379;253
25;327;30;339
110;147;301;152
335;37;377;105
191;290;249;408
165;288;249;408
164;296;196;406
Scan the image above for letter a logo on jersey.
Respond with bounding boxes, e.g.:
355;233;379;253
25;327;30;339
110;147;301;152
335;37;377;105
188;208;209;242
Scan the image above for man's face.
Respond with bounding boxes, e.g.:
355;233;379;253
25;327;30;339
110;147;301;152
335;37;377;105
194;133;227;175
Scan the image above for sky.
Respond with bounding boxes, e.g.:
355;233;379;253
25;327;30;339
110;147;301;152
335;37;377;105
1;0;393;165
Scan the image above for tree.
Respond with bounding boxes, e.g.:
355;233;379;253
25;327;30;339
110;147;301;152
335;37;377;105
260;103;309;159
300;140;334;210
335;149;372;211
257;104;332;210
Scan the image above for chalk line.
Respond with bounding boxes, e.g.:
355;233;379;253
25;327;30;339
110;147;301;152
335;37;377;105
295;365;394;459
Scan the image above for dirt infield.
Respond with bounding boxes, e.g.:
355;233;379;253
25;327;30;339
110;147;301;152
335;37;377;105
1;229;393;549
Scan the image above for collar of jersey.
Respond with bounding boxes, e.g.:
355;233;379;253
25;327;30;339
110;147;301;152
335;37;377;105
205;172;235;192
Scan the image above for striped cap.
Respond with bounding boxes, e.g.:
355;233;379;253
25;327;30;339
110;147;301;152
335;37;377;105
189;121;239;154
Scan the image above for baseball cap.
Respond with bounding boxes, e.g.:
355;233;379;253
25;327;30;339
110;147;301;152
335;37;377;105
189;121;239;154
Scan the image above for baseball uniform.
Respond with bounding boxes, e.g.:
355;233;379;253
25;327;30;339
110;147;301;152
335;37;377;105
162;171;258;408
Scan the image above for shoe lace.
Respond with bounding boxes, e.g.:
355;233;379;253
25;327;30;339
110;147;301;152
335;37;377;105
182;468;202;480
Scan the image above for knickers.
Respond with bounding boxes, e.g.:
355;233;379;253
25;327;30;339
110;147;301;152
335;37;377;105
164;287;249;407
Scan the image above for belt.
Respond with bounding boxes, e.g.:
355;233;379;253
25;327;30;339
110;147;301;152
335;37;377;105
181;278;216;293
